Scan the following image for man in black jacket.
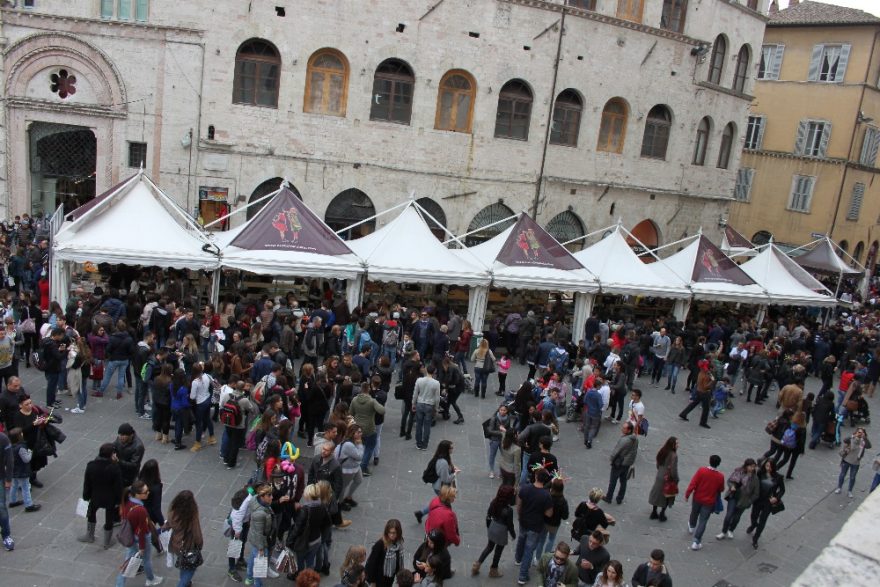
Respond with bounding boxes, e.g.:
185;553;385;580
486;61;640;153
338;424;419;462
437;356;465;424
98;322;134;400
308;440;351;531
112;423;144;488
0;377;27;432
42;328;67;409
631;548;673;587
78;443;123;548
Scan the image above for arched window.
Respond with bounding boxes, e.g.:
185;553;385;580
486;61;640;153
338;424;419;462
597;98;628;154
550;89;583;147
546;211;586;252
751;230;772;246
616;0;644;23
708;35;727;84
435;70;476;133
641;105;672;160
628;219;661;261
494;80;533;140
304;49;349;116
370;59;414;124
839;240;849;257
853;241;865;263
325;189;376;240
416;197;447;241
717;122;736;169
693;116;712;166
247;177;302;220
733;45;751;93
465;203;516;246
233;39;281;107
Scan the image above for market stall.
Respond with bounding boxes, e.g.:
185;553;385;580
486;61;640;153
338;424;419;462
719;225;757;258
790;236;864;298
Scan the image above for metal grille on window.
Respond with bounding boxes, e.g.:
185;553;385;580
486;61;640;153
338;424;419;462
465;203;516;246
847;183;865;220
416;197;447;241
546;211;586;252
325;189;376;240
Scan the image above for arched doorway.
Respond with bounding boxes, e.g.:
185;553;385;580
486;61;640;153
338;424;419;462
29;122;96;215
325;189;376;240
546;210;586;252
416;197;447;241
853;241;865;265
751;230;772;246
466;203;516;246
867;241;879;273
627;219;660;260
247;178;301;220
839;240;849;258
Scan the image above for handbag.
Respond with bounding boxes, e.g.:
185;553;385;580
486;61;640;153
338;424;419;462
19;318;35;334
90;363;105;381
713;494;725;514
769;499;786;515
175;549;204;570
662;473;679;497
846;399;859;413
394;383;405;401
481;417;494;440
483;352;496;374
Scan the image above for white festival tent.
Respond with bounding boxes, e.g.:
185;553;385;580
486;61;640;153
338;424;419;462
451;212;600;339
739;244;836;308
719;225;758;258
53;172;220;307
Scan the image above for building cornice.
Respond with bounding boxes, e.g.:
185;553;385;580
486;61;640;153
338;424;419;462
0;8;203;40
3;96;127;119
499;0;703;46
743;149;847;166
718;0;770;23
697;81;755;103
543;175;735;202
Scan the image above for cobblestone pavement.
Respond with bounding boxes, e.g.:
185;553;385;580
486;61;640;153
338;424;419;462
0;361;871;587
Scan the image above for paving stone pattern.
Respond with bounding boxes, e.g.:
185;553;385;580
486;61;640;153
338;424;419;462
0;362;871;586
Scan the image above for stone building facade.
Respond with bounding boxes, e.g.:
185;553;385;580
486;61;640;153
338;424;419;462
1;0;768;250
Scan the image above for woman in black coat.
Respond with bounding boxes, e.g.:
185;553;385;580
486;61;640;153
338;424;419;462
138;458;165;526
412;528;452;583
78;442;123;545
365;519;406;587
747;458;785;549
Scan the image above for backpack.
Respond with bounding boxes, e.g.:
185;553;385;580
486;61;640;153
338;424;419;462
219;397;243;427
116;505;144;547
253;376;269;405
781;427;797;449
422;457;440;484
571;512;590;542
140;360;154;382
358;331;372;352
382;326;399;347
32;338;49;371
550;347;569;374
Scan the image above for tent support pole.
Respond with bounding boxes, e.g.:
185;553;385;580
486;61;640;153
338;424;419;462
209;269;221;307
571;293;593;344
467;285;489;334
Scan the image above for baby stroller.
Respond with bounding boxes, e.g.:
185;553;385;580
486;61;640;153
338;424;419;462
845;396;871;427
821;415;842;448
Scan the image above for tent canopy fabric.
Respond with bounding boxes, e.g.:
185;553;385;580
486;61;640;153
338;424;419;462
54;173;220;271
793;238;864;276
654;235;768;303
347;203;489;286
720;225;757;257
216;186;364;280
573;226;690;298
740;245;835;307
454;213;599;293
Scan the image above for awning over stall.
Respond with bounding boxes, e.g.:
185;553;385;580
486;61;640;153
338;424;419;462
719;225;757;258
792;237;864;276
740;245;835;307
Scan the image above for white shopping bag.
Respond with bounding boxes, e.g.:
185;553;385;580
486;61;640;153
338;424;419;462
75;498;89;518
273;548;289;573
122;553;142;578
226;538;243;559
159;529;172;552
165;551;174;569
253;555;269;578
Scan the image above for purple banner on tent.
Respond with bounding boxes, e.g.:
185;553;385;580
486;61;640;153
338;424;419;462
724;226;753;249
692;236;755;285
494;214;583;270
230;187;352;255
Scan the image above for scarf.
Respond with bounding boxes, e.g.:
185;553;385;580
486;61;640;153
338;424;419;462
544;557;565;587
383;541;401;577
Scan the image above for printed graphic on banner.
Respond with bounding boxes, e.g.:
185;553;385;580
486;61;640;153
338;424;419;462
691;236;755;285
230;187;352;255
723;226;753;249
495;214;583;270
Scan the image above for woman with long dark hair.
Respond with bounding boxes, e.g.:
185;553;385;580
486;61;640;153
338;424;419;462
747;458;785;549
164;490;204;587
138;459;165;526
414;440;457;524
151;363;173;443
365;519;405;587
498;427;522;486
19;291;43;369
608;361;627;423
114;480;161;587
648;436;679;522
472;484;516;578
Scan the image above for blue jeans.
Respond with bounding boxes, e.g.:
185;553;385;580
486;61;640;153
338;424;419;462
666;364;680;390
296;541;321;571
45;371;59;407
809;419;823;448
454;350;468;375
58;367;68;391
0;484;11;539
838;462;860;491
9;478;32;507
115;543;155;586
361;432;378;471
473;368;489;397
871;473;880;493
520;451;532;486
194;399;213;442
415;403;433;449
689;501;713;544
488;440;500;473
374;423;384;458
78;370;88;410
514;528;546;581
247;545;266;587
381;344;397;370
176;567;196;587
220;426;230;461
539;526;559;554
100;359;129;395
134;375;147;415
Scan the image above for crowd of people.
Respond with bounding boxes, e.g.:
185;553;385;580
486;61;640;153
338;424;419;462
0;281;879;586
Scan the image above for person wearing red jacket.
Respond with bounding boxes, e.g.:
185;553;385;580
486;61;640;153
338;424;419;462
684;454;725;551
114;479;162;586
425;485;461;547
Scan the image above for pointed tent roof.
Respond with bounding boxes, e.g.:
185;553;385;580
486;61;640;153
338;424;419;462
720;225;757;257
793;238;863;276
347;203;489;286
740;245;835;307
454;213;598;292
67;173;137;221
54;173;219;270
654;235;768;303
573;226;690;298
217;185;364;279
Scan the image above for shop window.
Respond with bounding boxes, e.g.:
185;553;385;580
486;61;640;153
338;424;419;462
325;189;376;240
198;187;231;231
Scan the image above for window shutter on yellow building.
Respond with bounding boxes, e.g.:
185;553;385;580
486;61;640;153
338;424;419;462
795;120;808;154
836;45;851;82
768;45;785;80
819;123;832;157
808;45;823;81
860;128;880;167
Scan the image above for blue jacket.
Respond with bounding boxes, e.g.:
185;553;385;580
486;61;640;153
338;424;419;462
251;357;276;384
171;385;190;411
585;389;603;417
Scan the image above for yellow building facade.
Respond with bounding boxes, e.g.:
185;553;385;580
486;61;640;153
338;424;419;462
730;1;880;271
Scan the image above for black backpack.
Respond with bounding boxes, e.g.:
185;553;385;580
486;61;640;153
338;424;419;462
422;457;439;484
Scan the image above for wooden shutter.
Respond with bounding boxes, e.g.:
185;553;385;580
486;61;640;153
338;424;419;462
795;120;808;154
819;122;832;157
859;129;875;165
769;45;785;80
756;117;766;149
848;183;865;220
807;45;823;81
735;169;745;200
745;169;755;201
868;129;880;167
835;44;851;82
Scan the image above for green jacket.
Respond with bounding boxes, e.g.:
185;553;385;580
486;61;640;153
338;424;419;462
538;552;579;587
350;393;385;436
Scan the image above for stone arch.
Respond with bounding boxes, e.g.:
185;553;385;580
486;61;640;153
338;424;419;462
4;33;127;110
627;219;661;253
546;210;586;251
247;177;301;221
466;202;516;246
325;189;376;240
